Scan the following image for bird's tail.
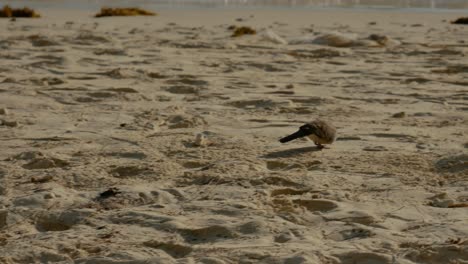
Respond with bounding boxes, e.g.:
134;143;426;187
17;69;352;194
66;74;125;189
279;129;309;143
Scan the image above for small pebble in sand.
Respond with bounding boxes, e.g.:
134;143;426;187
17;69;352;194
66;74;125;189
231;26;256;37
392;112;405;118
99;187;121;199
194;133;209;147
43;193;55;199
0;108;8;115
275;233;293;243
416;143;427;150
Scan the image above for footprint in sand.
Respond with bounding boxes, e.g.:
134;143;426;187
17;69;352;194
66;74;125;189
402;243;468;264
165;76;209;86
164;85;201;94
97;187;179;210
324;210;379;225
86;91;115;99
28;35;59;47
227;99;294;109
28;55;68;68
71;32;111;45
0;169;7;196
369;133;417;142
108;165;153;178
266;160;322;171
334;252;393;264
35;210;92;232
180;225;238;244
29;76;65;86
143;240;192;259
243;62;285;72
77;57;108;67
292;199;339;212
250;176;303;188
288;48;344;59
102;151;147;160
271;198;338;214
265;160;303;171
164;114;207;129
22;157;69;170
93;48;127;56
435;154;468;173
270;188;311;197
236;220;271;235
197;257;228;264
180;160;211;170
95;68;143;79
328;227;375;241
105;87;139;94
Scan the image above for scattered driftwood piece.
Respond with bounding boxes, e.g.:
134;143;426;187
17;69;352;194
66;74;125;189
95;7;156;17
0;5;40;18
451;17;468;24
448;203;468;208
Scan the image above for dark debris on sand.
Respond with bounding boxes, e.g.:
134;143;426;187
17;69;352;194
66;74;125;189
230;26;256;37
451;17;468;24
95;7;156;18
0;5;40;18
98;187;121;199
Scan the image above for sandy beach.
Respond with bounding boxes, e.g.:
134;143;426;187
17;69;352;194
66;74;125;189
0;7;467;264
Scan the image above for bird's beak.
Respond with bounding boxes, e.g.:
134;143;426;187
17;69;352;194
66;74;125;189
279;129;311;143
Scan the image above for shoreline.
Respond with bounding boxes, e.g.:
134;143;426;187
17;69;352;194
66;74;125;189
3;8;467;27
2;1;468;13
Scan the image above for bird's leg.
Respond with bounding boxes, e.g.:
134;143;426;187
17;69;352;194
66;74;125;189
315;143;325;150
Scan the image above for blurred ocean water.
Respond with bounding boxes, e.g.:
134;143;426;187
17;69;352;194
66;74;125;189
3;0;468;10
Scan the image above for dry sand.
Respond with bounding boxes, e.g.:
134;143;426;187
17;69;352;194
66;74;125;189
0;8;467;264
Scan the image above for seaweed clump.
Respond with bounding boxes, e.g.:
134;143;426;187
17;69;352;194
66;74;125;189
95;7;156;18
451;17;468;24
0;5;40;18
231;26;256;38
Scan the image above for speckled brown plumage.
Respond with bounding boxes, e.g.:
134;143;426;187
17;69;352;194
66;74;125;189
279;119;337;149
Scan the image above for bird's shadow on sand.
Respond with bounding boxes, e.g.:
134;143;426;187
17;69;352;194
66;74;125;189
262;146;321;159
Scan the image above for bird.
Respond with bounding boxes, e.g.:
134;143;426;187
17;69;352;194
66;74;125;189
279;119;336;150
